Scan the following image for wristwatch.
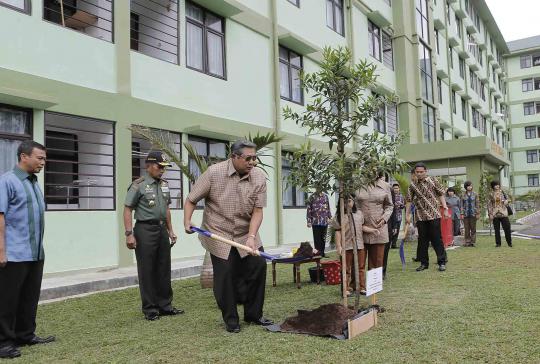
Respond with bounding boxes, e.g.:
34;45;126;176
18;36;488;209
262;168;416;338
125;230;133;236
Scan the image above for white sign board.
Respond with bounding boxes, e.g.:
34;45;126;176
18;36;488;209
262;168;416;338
365;267;383;297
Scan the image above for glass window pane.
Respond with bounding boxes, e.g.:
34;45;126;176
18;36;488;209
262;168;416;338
335;6;343;34
189;138;208;157
186;23;204;70
279;46;288;61
296;188;305;206
282;168;293;206
290;52;301;67
291;67;302;103
209;141;227;159
207;32;224;77
0;139;21;176
0;107;30;135
280;62;290;99
205;13;223;33
326;0;334;29
186;3;204;22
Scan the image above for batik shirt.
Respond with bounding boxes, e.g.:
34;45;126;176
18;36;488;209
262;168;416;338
306;193;332;226
406;176;446;223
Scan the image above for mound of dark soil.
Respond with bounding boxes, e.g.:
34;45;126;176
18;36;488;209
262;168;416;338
280;303;357;336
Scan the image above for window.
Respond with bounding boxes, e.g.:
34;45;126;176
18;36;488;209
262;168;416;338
44;112;115;211
386;102;398;137
326;0;344;36
455;16;462;38
422;104;436;142
0;0;30;13
43;0;113;42
524;102;536;115
130;0;179;64
287;0;300;6
419;42;433;102
461;99;467;120
480;82;486;101
451;90;456;114
528;174;539;187
435;29;440;54
437;78;442;104
0;104;32;176
459;57;465;78
522;54;540;68
374;102;386;134
368;21;381;62
279;46;303;104
186;2;226;78
534;54;540;67
471;107;479;129
382;31;393;70
440;127;445;141
187;136;228;206
282;153;305;207
415;0;429;43
132;129;183;209
524;78;540;92
526;150;538;163
449;46;454;69
525;126;537;139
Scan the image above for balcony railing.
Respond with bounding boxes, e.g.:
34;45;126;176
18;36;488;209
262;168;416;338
130;0;179;64
43;0;113;42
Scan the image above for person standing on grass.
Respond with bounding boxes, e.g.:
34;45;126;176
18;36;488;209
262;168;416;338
460;181;479;247
124;151;183;321
356;175;393;279
332;195;379;296
0;141;55;360
183;140;273;334
445;187;462;244
487;181;513;248
405;163;450;272
306;190;332;257
389;183;404;249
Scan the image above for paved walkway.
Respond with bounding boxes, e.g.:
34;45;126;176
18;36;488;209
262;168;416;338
40;243;308;302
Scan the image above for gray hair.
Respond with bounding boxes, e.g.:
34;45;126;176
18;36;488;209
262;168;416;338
231;140;257;156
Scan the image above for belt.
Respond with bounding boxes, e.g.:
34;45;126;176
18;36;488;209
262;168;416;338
136;220;166;226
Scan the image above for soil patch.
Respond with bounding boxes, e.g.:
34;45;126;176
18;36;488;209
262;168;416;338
280;303;358;336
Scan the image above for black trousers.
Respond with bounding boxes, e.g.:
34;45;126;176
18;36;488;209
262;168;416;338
210;248;266;327
312;225;328;256
134;223;173;315
493;217;512;246
0;260;44;347
452;218;461;236
417;219;447;267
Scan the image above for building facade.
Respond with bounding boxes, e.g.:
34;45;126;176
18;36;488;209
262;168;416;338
0;0;514;275
506;36;540;198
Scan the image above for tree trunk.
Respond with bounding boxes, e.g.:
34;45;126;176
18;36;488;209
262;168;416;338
339;181;348;307
200;250;213;288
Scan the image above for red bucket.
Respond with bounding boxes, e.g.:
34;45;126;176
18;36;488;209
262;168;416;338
321;260;341;285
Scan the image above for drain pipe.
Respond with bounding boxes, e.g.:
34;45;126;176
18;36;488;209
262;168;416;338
270;0;284;246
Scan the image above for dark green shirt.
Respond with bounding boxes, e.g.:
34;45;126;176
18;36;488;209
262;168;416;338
125;174;171;221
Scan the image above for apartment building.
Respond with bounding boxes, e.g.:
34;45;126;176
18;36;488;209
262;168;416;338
0;0;512;275
506;36;540;197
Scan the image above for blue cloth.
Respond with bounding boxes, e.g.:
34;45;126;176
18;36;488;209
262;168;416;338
0;166;45;262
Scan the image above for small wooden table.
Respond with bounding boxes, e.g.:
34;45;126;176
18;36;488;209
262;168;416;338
272;256;322;289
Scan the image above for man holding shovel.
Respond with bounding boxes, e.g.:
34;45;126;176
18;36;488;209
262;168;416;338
184;140;273;333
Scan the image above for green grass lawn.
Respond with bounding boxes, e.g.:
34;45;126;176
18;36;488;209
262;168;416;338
15;236;540;364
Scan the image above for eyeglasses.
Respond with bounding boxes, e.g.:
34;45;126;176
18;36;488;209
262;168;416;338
237;154;257;162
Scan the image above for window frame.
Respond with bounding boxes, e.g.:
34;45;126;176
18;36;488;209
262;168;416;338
43;112;116;212
528;174;539;187
282;152;306;208
326;0;345;36
524;102;536;115
525;126;537;139
415;0;430;43
279;45;304;105
368;21;381;62
418;41;433;103
0;0;31;14
422;103;436;143
526;150;538;164
0;104;33;176
185;1;227;80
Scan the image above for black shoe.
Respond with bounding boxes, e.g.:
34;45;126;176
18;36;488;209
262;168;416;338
17;335;55;346
159;308;184;316
144;312;160;321
416;264;428;271
226;325;241;333
438;264;446;272
508;244;513;247
412;257;419;262
245;317;274;326
0;345;21;359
